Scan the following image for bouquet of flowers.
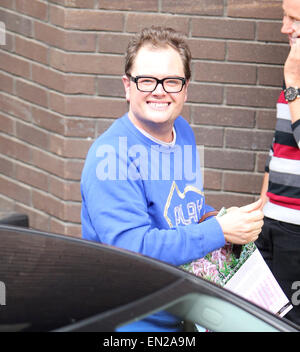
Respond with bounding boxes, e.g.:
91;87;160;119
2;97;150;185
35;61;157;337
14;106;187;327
180;241;256;286
180;207;256;287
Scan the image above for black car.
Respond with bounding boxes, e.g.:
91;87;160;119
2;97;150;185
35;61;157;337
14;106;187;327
0;224;298;332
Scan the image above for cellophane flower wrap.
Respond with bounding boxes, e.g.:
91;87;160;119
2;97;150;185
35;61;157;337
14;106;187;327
180;208;256;287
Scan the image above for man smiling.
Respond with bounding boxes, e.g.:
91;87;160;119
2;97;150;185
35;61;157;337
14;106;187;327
81;26;264;331
122;44;188;143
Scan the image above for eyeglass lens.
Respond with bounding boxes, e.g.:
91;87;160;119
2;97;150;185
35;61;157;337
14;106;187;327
137;77;184;93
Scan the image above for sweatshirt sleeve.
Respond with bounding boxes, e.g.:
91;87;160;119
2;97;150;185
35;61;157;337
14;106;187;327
81;162;225;267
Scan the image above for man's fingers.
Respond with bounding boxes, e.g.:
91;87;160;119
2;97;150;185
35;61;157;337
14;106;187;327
246;209;264;222
240;198;263;213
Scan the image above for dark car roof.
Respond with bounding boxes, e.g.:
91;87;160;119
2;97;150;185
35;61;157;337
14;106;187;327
0;225;298;332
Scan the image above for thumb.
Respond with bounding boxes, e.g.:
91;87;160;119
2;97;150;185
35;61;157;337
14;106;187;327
240;198;263;213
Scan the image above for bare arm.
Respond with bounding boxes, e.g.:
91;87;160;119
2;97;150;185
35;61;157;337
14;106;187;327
260;172;269;209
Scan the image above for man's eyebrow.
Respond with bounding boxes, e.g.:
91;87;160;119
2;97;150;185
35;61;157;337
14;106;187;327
282;9;300;21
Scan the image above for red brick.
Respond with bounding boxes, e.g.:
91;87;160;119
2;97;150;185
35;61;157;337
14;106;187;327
49;217;66;235
192;106;255;128
126;13;189;35
98;33;132;54
182;105;191;124
50;137;93;158
50;48;124;74
257;66;283;87
32;64;95;94
205;192;255;210
256;152;269;173
64;202;81;223
35;20;97;52
203;170;222;191
63;9;124;31
64;118;96;138
65;182;81;202
0;93;32;121
15;35;48;65
257;22;288;43
0;175;31;205
228;42;289;65
0;51;30;79
64;224;82;238
0;154;14;178
162;0;224;15
16;80;48;108
49;3;65;26
32;189;64;219
31;148;65;178
0;194;15;211
194;62;256;84
1;32;14;53
204;149;255;171
97;77;125;98
96;119;114;136
191;18;255;39
49;176;81;201
0;0;15;9
0;71;13;94
224;172;263;194
227;0;282;19
31;106;65;135
98;0;158;11
256;110;276;130
226;86;280;108
64;159;85;181
15;203;50;232
188;39;226;60
16;120;50;150
0;112;14;135
0;8;32;37
34;21;64;48
16;0;48;21
188;83;223;104
48;134;92;158
49;0;94;8
49;92;127;118
15;163;49;192
0;134;32;163
225;129;274;150
64;31;96;52
50;218;82;237
48;134;64;156
193;126;224;147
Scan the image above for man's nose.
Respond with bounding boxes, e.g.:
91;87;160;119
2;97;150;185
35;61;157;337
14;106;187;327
281;16;294;34
152;82;166;94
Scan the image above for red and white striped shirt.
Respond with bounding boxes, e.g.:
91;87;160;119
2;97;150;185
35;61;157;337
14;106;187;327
264;90;300;225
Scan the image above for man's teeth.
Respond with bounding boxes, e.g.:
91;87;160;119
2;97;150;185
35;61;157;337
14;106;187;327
148;102;169;108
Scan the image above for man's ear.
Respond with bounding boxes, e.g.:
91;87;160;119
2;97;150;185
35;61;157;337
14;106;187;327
122;75;130;102
184;79;189;103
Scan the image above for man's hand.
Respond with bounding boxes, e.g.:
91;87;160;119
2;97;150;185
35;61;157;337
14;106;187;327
284;38;300;125
284;37;300;88
216;199;264;245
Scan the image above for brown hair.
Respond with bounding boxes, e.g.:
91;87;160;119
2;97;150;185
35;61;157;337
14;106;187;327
125;26;191;80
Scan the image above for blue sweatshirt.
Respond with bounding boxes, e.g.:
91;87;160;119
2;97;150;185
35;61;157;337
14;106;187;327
81;113;225;331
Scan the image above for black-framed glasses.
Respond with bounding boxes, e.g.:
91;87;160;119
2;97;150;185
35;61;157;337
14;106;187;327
128;75;186;93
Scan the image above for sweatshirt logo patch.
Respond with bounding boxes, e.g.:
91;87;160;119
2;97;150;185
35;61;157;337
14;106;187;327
164;181;204;228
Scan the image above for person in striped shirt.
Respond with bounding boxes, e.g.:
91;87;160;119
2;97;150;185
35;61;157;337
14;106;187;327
256;0;300;327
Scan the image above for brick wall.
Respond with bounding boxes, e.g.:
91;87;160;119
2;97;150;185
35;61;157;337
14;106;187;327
0;0;289;237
